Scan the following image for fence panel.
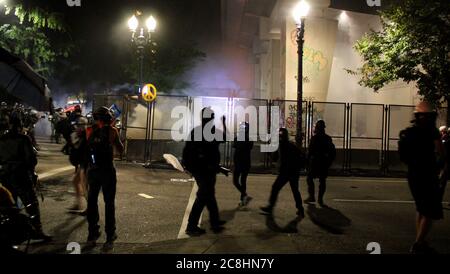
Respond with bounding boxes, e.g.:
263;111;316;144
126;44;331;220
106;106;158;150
148;95;190;164
123;97;150;161
349;103;385;172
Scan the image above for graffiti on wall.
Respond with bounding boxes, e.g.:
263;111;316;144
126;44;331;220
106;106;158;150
290;30;329;81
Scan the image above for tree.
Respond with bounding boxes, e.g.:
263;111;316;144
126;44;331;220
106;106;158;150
0;1;71;77
349;0;450;123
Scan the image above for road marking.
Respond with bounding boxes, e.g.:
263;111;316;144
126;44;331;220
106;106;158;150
138;193;154;199
334;199;414;204
327;178;407;183
334;199;449;204
38;166;74;180
178;181;202;239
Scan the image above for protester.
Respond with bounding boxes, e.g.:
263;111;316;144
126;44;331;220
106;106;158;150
0;113;51;241
67;107;89;212
260;128;305;218
305;120;336;206
233;122;254;206
182;107;228;236
439;126;450;205
85;106;123;250
398;101;444;254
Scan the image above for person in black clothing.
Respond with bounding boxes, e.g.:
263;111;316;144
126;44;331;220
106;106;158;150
85;107;124;250
0;114;51;241
439;126;449;203
398;101;444;254
260;128;305;218
182;107;228;236
233;122;254;206
305;120;336;206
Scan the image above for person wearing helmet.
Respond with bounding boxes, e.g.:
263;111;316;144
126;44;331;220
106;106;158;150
260;128;305;218
85;106;123;250
305;120;336;206
232;122;254;207
0;113;51;242
398;101;444;254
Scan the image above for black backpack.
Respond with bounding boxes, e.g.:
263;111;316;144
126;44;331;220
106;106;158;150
398;127;413;164
87;126;113;169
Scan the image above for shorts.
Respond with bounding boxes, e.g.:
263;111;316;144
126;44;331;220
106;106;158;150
408;173;443;220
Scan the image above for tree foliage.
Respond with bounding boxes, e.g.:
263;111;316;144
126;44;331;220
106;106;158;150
349;0;450;106
0;2;70;77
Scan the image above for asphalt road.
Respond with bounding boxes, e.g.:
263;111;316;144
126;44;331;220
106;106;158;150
23;139;450;254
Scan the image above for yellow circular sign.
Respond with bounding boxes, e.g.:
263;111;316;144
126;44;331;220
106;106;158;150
141;84;157;102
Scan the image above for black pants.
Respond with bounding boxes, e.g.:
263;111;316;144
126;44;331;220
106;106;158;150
87;167;117;238
233;167;249;200
268;173;303;210
2;172;42;232
188;172;220;229
306;174;327;201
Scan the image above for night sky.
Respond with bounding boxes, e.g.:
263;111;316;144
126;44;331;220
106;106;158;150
3;0;221;98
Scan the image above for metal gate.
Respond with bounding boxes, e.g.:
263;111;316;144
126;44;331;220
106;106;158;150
93;94;449;176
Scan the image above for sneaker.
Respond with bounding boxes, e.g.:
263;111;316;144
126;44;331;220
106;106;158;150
213;220;227;227
103;234;118;251
304;196;316;204
211;225;225;234
87;231;101;246
244;196;253;206
185;226;206;236
260;206;273;215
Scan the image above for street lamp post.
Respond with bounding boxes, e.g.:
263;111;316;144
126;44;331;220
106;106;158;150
128;14;157;94
128;13;157;163
292;1;310;147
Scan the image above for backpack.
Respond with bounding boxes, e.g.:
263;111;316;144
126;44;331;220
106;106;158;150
87;126;113;169
398;127;413;164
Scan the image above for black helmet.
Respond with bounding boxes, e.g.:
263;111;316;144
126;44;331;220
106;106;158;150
93;106;113;122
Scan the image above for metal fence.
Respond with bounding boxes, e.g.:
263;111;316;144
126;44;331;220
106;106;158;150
93;94;448;176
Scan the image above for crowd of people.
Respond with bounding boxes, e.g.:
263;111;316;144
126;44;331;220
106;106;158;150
0;100;448;254
0;103;123;253
182;103;448;254
0;102;51;251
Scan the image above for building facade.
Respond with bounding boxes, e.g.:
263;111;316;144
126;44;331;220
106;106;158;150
221;0;420;105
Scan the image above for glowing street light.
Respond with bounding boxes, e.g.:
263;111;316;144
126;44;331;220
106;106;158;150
292;0;310;24
127;13;158;92
292;0;310;147
146;16;157;33
127;15;139;32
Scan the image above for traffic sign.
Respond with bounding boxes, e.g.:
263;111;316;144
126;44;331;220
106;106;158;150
141;84;157;102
